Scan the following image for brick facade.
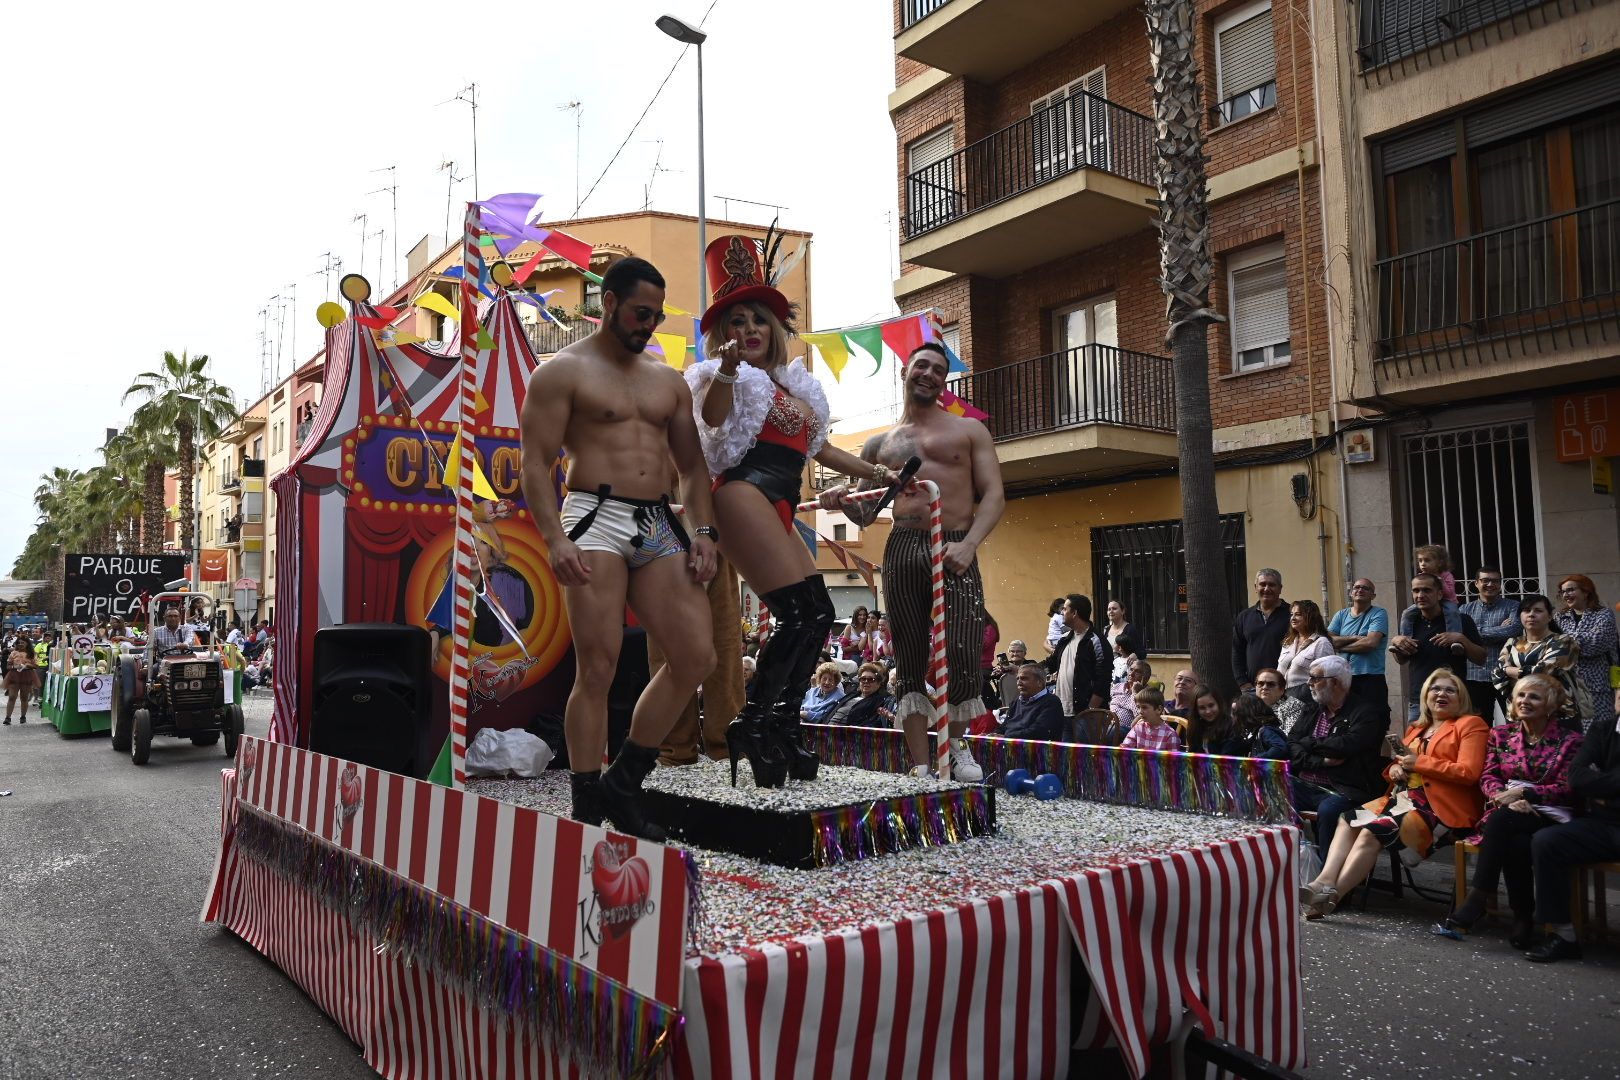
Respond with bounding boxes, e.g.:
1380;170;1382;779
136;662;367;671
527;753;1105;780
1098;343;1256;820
892;0;1327;435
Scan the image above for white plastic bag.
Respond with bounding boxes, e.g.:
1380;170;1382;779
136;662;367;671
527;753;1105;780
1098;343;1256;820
465;727;554;778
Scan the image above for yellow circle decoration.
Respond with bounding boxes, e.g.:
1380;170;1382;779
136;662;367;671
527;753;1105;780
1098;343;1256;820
490;263;515;288
339;274;372;303
316;301;346;328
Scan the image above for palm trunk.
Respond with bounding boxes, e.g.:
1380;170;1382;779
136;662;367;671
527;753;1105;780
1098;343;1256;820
1146;0;1236;700
142;461;166;554
179;424;195;556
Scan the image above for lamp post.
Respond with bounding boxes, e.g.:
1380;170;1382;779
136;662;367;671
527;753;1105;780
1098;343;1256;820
178;392;204;595
656;14;709;306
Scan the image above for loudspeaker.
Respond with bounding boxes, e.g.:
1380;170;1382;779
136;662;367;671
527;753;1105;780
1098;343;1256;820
310;623;432;777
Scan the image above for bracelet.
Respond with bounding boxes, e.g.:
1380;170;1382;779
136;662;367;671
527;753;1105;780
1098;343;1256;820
711;367;738;384
871;463;892;485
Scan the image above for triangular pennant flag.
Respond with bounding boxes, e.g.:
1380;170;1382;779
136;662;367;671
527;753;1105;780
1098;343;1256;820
513;246;546;285
793;519;818;557
442;428;500;500
938;387;989;422
415;292;460;322
537;228;594;271
845;326;883;376
823;538;850;569
474;328;497;350
470;454;498;500
803;332;851;382
389;330;427;346
664;302;691;316
652;332;689;369
882;313;927;366
356;315;394;330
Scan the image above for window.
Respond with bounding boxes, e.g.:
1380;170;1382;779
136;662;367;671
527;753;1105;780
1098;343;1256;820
1215;2;1277;124
1227;245;1291;370
1031;67;1108;179
906;126;957;235
833;523;848;542
253;436;263;458
1091;515;1248;654
1403;421;1543;599
582;279;603;315
1051;295;1119;422
941;323;961;368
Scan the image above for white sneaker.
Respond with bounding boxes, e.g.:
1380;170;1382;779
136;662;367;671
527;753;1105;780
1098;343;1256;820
908;764;934;779
949;739;983;782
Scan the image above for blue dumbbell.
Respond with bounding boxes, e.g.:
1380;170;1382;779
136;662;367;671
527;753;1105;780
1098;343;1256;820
1005;769;1063;800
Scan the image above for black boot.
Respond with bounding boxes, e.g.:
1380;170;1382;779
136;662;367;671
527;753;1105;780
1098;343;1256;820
769;576;833;781
600;740;667;841
727;582;809;788
570;769;604;826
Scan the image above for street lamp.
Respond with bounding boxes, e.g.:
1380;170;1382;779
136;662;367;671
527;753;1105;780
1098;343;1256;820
178;392;204;594
655;14;709;307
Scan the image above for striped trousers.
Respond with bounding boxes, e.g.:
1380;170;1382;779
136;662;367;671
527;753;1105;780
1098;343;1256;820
883;527;984;714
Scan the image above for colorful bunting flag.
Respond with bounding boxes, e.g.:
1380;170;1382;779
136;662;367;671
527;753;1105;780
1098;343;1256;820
649;332;690;369
802;332;851;381
793;519;818;557
939;387;989;422
415;292;460;322
845;325;883;376
441;429;499;500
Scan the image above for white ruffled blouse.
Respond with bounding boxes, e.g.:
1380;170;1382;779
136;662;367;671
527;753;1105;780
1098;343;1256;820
685;358;830;476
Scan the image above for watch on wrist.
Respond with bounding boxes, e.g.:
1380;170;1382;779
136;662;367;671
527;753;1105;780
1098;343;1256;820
695;525;720;543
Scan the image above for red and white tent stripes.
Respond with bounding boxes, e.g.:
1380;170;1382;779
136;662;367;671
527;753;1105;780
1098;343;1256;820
207;738;691;1010
676;827;1302;1079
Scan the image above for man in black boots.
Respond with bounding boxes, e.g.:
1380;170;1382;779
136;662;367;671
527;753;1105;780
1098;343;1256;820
521;258;720;839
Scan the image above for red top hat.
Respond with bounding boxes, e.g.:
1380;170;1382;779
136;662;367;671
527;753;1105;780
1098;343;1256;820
699;234;792;335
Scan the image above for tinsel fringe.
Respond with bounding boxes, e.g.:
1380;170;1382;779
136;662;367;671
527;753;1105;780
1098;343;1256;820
809;788;995;867
230;805;680;1079
804;725;1293;823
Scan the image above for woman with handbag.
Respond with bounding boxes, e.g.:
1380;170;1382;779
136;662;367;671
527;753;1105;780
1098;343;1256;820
1491;593;1581;731
1553;575;1617;734
1298;668;1489;918
1434;674;1582;946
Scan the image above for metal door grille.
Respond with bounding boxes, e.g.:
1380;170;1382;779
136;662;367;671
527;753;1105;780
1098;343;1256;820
1402;422;1544;600
1091;515;1247;654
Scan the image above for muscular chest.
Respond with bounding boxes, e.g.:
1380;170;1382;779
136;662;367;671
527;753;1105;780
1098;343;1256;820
573;368;674;428
876;426;967;474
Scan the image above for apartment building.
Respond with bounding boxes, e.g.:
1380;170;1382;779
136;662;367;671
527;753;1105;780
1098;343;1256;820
1314;0;1620;606
893;0;1341;652
195;401;267;626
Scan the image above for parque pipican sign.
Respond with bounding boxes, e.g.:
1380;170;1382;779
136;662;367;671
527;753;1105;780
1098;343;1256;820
63;553;188;621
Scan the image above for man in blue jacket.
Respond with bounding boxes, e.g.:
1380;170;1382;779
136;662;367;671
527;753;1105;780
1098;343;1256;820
1002;663;1066;742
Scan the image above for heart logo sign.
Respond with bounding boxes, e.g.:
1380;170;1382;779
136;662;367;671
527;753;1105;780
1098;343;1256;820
588;840;653;941
337;763;363;824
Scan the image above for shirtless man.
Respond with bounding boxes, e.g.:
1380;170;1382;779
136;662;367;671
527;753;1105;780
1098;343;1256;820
520;257;719;839
821;343;1005;779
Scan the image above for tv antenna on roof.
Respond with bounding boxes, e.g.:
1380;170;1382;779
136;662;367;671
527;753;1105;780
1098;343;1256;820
558;101;583;215
438;159;466;254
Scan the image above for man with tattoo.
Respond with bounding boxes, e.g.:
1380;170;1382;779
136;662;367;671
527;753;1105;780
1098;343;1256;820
820;343;1005;779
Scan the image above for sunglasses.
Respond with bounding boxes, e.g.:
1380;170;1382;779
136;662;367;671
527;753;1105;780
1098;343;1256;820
858;675;880;682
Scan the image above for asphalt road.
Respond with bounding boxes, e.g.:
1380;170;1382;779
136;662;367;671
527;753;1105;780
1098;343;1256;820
2;692;1617;1078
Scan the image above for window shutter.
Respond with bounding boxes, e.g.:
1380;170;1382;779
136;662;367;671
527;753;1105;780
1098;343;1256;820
1218;9;1276;100
1232;257;1290;352
907;127;954;174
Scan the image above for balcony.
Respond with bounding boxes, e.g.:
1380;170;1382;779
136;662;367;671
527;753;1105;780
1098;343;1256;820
946;344;1179;484
901;92;1156;278
1355;0;1571;75
220;474;240;494
897;0;1139;83
525;317;596;357
1373;199;1620;402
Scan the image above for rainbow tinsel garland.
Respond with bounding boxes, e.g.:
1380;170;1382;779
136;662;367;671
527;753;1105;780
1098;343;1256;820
230;804;680;1079
804;725;1293;824
809;787;995;867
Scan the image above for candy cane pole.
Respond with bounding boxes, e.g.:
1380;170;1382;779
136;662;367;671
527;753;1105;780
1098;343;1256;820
797;481;949;777
446;203;482;788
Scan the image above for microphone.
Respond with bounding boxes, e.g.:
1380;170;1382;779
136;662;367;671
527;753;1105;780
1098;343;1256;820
871;456;922;517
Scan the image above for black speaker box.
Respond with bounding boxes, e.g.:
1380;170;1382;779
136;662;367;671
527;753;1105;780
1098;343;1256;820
310;623;432;778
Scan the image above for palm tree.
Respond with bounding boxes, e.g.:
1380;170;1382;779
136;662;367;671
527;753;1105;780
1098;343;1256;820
123;351;237;557
1144;0;1236;700
108;406;176;553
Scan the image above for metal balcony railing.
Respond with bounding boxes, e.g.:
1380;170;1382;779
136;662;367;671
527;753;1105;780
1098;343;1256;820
1355;0;1569;71
1375;199;1620;360
525;317;597;357
945;344;1176;442
901;0;955;29
904;91;1154;239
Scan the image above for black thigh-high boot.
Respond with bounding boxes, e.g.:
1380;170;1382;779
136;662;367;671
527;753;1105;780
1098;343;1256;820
726;581;811;788
770;576;833;781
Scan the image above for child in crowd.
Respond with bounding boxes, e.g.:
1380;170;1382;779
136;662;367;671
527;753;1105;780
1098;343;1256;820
1111;658;1151;727
1187;685;1246;755
1415;544;1458;605
1120;687;1182;752
1110;634;1140;686
1233;693;1290;759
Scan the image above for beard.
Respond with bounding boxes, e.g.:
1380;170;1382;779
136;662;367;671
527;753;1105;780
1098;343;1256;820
609;316;650;353
1309;684;1332;705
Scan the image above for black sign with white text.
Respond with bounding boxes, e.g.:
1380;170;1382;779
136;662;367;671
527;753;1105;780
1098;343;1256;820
63;553;188;621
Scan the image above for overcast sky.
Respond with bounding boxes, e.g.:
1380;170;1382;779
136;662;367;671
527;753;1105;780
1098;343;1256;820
1;0;902;572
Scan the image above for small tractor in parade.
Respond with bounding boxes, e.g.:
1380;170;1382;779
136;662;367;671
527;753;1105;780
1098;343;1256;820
111;592;244;765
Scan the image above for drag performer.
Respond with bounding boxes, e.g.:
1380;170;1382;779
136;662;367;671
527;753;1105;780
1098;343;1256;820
520;257;720;839
822;343;1005;779
687;232;894;787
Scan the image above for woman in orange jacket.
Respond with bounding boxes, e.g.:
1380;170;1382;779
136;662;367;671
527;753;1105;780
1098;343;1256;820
1299;668;1489;917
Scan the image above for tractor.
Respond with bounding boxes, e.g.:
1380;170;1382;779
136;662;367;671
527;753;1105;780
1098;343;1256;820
111;592;243;765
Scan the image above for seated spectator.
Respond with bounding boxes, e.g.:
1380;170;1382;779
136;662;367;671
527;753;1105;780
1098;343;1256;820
741;656;756;689
1299;669;1488;918
800;662;847;725
1234;695;1289;759
1120;687;1182;752
1554;574;1618;734
837;606;872;662
1001;663;1065;742
1165;668;1199;721
1254;667;1307;732
1111;659;1152;727
991;639;1029;713
1276;600;1335;689
829;663;891;728
1491;594;1581;731
980;610;1001;709
1524;684;1620;962
871;615;894;666
1187;685;1246;755
1286;655;1388;859
1435;674;1582;947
